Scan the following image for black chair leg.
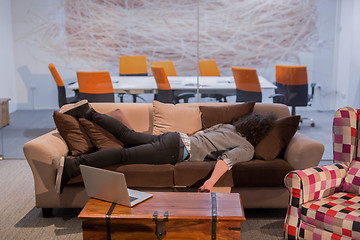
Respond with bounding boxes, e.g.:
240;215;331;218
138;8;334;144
136;95;146;102
118;94;124;103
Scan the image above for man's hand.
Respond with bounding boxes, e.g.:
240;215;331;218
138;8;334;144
198;179;216;193
198;159;229;193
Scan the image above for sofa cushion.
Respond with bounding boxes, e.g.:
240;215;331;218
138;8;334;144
255;115;300;160
152;100;202;135
174;161;234;187
69;164;175;187
53;111;94;156
105;108;134;130
79;118;125;150
174;158;293;188
199;101;255;129
231;158;294;187
301;192;360;239
341;160;360;194
89;103;153;133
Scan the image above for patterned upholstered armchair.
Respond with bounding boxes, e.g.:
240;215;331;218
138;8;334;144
284;107;360;239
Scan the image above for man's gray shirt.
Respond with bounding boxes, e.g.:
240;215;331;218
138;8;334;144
186;123;254;169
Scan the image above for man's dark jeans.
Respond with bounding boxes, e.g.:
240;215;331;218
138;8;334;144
78;109;182;168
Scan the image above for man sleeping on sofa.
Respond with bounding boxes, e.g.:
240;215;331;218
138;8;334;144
55;100;276;194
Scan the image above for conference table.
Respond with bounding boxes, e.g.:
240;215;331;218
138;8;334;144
68;75;276;96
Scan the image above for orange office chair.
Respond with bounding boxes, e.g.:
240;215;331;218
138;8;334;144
199;59;220;76
151;66;194;104
198;59;229;102
76;71;114;102
232;67;262;102
48;63;79;108
119;55;148;76
272;65;315;126
150;61;177;76
119;55;148;102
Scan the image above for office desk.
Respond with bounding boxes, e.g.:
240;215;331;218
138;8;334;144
68;76;275;95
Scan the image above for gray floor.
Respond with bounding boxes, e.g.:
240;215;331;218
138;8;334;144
295;108;335;162
0;109;56;159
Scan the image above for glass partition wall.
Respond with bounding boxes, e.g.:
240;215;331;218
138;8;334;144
21;0;334;104
3;0;337;160
197;0;324;103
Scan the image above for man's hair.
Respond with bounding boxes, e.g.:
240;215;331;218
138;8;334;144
233;113;276;146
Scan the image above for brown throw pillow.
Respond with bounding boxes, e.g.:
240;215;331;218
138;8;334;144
199;102;255;129
254;115;300;161
105;109;134;130
79;118;125;150
53;111;93;156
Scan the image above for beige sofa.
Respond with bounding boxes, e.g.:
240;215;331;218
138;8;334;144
24;102;324;217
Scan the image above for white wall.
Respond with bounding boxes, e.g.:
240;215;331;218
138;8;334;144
333;0;360;109
0;0;17;112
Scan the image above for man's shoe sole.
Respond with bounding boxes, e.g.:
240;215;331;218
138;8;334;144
60;99;89;114
55;157;65;194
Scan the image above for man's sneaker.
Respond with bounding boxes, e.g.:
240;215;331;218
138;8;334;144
54;156;81;194
54;156;65;194
60;100;90;119
84;108;96;121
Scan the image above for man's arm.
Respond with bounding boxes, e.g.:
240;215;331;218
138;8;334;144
198;159;228;193
198;143;254;192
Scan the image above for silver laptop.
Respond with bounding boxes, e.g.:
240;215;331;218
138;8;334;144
80;165;153;207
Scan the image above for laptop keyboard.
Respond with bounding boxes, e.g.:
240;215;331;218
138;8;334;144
129;196;138;202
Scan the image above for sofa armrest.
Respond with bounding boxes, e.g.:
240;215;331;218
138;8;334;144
284;132;325;170
23;130;68;195
285;163;347;205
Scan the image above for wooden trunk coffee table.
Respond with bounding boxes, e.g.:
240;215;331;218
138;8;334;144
78;192;245;239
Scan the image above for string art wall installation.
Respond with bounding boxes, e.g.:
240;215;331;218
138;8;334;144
29;0;318;74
